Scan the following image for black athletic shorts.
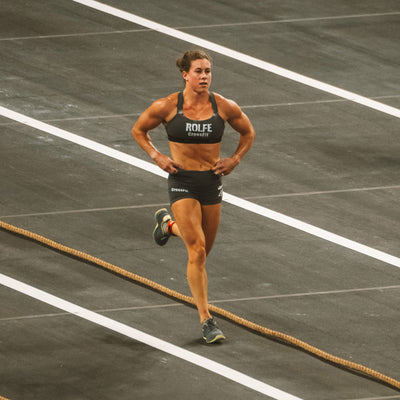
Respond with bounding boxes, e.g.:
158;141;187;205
168;169;223;206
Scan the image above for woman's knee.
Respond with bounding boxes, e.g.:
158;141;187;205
187;239;206;265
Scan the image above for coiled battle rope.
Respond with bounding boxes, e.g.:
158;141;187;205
1;220;399;392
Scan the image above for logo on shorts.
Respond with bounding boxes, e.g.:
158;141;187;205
171;188;189;193
218;184;223;198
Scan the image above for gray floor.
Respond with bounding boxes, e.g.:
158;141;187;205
1;1;400;399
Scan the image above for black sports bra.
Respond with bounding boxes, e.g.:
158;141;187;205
165;92;225;144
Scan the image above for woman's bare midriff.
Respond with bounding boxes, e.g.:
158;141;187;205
169;142;221;171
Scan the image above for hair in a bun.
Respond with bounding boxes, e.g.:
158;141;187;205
176;50;212;72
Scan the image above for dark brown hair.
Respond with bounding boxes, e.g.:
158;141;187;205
176;50;213;73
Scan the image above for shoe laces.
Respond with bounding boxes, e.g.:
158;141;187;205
203;318;216;332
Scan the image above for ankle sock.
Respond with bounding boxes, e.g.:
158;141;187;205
167;220;176;235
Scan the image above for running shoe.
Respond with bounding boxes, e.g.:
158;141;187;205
153;208;172;246
202;318;226;344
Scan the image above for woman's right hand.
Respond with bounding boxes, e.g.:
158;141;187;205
153;153;181;174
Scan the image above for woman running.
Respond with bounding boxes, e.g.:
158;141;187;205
132;50;255;343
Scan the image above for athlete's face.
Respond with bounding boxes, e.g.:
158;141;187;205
183;58;212;92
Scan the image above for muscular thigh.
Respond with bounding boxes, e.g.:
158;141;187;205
172;198;205;248
201;203;221;255
172;200;221;255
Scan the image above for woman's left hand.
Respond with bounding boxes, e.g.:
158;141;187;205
212;155;240;177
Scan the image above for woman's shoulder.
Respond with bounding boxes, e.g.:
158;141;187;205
151;92;179;110
213;92;242;120
148;92;180;119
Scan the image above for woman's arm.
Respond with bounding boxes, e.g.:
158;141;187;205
132;98;181;174
212;97;256;176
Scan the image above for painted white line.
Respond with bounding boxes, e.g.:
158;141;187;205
2;285;399;322
2;12;398;42
3;285;399;322
0;106;167;179
1;203;169;219
1;105;399;269
178;11;400;30
245;185;400;199
0;28;149;42
223;192;400;268
0;273;303;400
72;0;400;119
177;11;400;31
178;11;400;29
2;183;399;219
211;285;400;304
338;395;400;400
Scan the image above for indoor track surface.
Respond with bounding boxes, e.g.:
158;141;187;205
1;1;400;399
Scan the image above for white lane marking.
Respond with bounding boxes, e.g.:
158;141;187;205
177;11;400;29
72;0;400;119
0;28;150;41
0;106;167;179
337;395;400;400
2;285;399;322
2;11;398;42
245;185;400;199
3;181;399;218
211;285;400;304
0;273;303;400
1;105;399;269
1;203;169;218
240;94;400;109
223;192;400;268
